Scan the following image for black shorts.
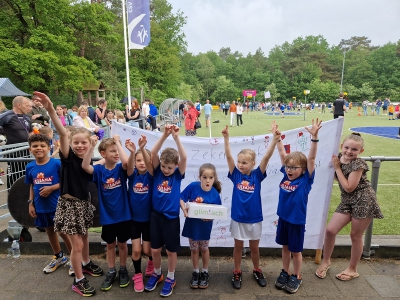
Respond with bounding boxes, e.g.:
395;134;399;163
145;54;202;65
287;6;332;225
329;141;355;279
101;220;131;244
131;220;151;242
334;114;344;119
150;211;180;252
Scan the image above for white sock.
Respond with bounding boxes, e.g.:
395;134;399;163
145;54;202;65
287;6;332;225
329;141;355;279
75;276;84;282
167;271;175;280
202;268;208;273
155;268;162;275
194;268;199;273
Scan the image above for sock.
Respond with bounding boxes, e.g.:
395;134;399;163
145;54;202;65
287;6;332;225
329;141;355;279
193;268;199;273
109;267;116;274
202;268;208;273
132;258;142;274
155;268;162;276
148;256;153;261
75;276;84;282
55;251;64;259
167;271;175;280
82;261;90;266
120;266;127;271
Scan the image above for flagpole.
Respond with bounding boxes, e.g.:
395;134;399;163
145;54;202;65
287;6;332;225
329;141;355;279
122;0;131;108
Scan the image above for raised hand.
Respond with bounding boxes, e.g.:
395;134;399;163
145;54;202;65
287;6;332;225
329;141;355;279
138;135;147;148
113;134;121;144
125;139;136;153
32;91;53;111
171;125;180;139
305;118;322;137
89;135;98;148
221;125;229;138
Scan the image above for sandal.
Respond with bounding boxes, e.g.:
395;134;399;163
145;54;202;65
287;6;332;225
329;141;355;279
315;264;331;279
335;271;359;281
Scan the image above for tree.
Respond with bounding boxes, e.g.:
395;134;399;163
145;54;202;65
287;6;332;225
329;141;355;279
264;83;280;102
211;76;237;103
195;54;215;98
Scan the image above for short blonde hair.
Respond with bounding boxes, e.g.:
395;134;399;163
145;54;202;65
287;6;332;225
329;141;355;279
284;151;307;170
238;149;256;163
77;105;88;115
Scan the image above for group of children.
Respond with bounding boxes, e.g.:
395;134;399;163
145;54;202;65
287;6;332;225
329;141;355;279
26;91;383;297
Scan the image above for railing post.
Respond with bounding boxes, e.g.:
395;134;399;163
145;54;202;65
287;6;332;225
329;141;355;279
362;156;383;258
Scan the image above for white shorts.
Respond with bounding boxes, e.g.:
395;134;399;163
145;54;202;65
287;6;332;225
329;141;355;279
230;220;262;240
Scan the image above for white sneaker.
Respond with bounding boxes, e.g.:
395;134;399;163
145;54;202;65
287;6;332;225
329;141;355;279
43;255;68;274
69;264;75;276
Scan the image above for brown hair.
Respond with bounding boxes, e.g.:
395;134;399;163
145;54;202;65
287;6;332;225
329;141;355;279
70;127;91;141
186;101;195;108
199;163;222;193
160;147;179;164
98;138;116;152
28;133;51;147
136;148;151;159
39;126;53;136
131;99;140;110
343;132;364;148
284;151;307;170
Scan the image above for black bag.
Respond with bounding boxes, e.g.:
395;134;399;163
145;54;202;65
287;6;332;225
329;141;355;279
194;119;201;129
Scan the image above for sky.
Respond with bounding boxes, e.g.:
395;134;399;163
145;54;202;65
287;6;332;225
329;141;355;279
169;0;400;55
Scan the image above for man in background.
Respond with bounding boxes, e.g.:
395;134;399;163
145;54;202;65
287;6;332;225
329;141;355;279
203;99;212;128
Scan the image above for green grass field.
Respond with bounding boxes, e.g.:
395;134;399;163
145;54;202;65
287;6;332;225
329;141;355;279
193;108;400;235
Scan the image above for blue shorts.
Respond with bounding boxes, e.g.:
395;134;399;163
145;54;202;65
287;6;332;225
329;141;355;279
150;211;180;252
275;217;305;253
35;212;55;228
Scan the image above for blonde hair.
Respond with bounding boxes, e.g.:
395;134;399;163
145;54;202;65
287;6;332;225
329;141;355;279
238;149;256;163
98;138;116;152
70;127;91;141
39;126;53;136
0;100;6;112
77;105;88;115
284;151;307;170
343;132;364;148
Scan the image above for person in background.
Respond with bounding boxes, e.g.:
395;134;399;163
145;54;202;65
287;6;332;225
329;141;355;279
27;96;50;126
73;106;100;134
229;101;237;127
236;102;243;126
126;98;144;128
0;100;8;115
95;99;107;125
142;98;150;120
183;101;200;136
81;101;97;123
68;105;79;119
333;93;346;119
50;105;73;141
203;100;212;128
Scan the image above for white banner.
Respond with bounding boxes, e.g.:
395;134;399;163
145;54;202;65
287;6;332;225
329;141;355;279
264;91;271;99
111;118;344;249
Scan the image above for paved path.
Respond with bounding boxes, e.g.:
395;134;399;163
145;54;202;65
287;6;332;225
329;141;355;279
1;254;400;299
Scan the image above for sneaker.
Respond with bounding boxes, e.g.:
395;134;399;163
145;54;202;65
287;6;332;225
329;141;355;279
43;255;68;274
190;271;199;289
231;270;242;289
145;273;164;291
253;268;267;287
198;272;209;289
119;268;130;288
284;274;302;294
275;269;290;289
160;277;176;297
68;264;75;276
101;271;117;291
145;259;155;277
132;273;144;292
82;261;104;277
72;277;96;296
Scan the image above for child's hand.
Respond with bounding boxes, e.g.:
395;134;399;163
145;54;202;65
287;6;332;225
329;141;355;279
138;135;147;148
39;186;53;198
332;155;341;170
171;125;180;139
89;135;98;148
305;118;322;137
113;134;121;144
182;207;189;218
270;121;281;140
125;139;136;153
221;125;229;138
32;92;53;111
164;124;173;136
28;204;37;218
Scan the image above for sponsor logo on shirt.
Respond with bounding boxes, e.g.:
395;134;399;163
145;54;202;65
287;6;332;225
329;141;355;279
236;180;255;193
33;172;53;184
103;177;122;190
280;180;298;192
157;180;172;193
133;182;149;194
191;197;204;203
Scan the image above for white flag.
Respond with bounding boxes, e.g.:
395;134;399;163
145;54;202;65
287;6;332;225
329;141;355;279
265;91;271;99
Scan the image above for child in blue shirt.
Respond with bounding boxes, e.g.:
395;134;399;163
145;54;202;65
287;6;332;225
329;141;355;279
144;124;186;297
25;133;72;274
82;135;131;292
222;123;280;290
273;119;322;294
180;163;222;289
125;135;154;293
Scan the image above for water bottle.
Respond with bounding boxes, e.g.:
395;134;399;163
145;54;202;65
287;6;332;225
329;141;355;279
12;240;20;258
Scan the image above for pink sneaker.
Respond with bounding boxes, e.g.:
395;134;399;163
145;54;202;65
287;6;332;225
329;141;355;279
145;259;154;277
132;273;144;292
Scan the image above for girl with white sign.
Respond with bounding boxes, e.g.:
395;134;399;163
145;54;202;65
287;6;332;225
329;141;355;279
180;163;222;290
